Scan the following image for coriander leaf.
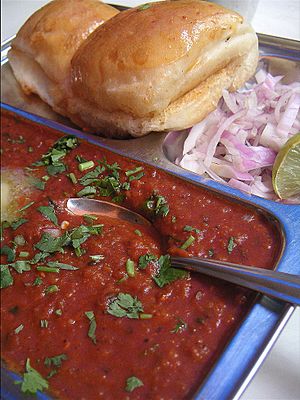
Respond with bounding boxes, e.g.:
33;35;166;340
1;245;16;263
33;136;78;176
47;163;66;176
46;261;78;270
153;255;188;288
107;293;143;319
11;260;31;273
171;318;187;333
183;225;201;234
19;358;48;394
35;232;69;253
44;285;59;294
13;235;26;246
44;354;67;368
128;172;144;182
33;277;43;286
85;311;97;344
0;265;13;289
30;252;50;264
138;254;157;270
11;219;28;230
77;186;97;197
78;166;104;186
144;192;169;218
38;205;58;226
29;176;45;191
227;237;236;254
125;376;144;392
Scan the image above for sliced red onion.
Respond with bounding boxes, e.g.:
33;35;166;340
176;69;300;201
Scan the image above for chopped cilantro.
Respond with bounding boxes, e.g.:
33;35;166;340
181;235;195;250
79;160;95;172
77;186;97;197
18;201;35;212
125;166;144;182
0;265;13;289
126;259;135;277
125;166;144;177
107;293;143;319
19;251;29;258
183;225;201;234
140;313;152;319
35;232;68;253
125;376;144;392
208;249;214;257
134;229;142;237
85;311;97;344
14;324;24;334
32;135;78;176
44;354;67;368
227;237;236;254
44;285;59;294
83;213;98;221
138;254;157;270
153;255;188;288
29;177;45;191
33;277;43;286
13;235;26;246
30;252;50;264
46;261;78;270
38;205;58;226
10;260;31;273
40;319;48;328
11;219;28;230
68;172;77;184
1;245;16;263
171;318;187;333
54;309;62;316
37;266;59;273
129;172;144;182
17;358;48;394
144;192;169;218
89;255;104;263
78;166;104;186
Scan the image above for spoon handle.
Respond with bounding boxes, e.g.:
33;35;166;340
171;256;300;306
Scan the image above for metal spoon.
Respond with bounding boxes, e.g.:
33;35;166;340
67;198;300;306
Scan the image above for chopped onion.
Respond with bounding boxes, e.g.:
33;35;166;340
176;70;300;201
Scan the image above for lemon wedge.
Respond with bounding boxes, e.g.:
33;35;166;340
272;133;300;200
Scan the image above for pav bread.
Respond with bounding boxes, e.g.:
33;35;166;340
8;0;119;115
9;0;258;138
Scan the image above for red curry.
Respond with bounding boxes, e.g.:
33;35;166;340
1;111;280;399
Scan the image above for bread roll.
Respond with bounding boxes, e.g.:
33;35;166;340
8;0;119;114
9;0;258;138
70;0;258;137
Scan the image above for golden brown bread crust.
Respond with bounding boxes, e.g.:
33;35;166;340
9;0;119;83
69;0;258;137
71;0;249;118
68;42;258;138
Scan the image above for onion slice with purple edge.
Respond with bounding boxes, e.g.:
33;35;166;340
175;69;300;201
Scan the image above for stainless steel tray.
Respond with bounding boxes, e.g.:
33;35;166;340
1;32;300;400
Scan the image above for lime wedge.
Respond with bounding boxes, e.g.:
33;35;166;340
272;133;300;199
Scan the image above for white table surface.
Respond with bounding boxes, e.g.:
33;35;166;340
1;1;300;399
